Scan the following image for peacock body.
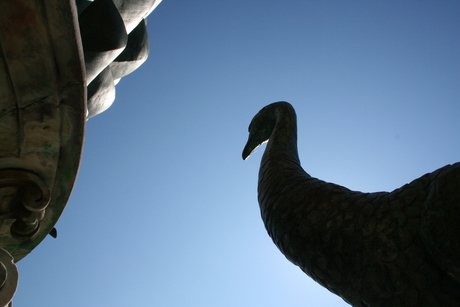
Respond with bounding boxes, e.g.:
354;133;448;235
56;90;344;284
243;101;460;306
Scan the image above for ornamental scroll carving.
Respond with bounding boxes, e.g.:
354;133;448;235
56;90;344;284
0;170;51;240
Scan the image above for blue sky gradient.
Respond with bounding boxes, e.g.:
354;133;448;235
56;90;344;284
14;1;460;306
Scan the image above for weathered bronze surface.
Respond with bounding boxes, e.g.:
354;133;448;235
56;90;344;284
0;0;162;304
0;0;86;262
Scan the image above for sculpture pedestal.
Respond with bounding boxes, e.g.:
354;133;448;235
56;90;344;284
0;0;162;304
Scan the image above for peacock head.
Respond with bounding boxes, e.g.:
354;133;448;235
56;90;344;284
242;102;288;160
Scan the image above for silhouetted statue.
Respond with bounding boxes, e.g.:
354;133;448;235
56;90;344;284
243;101;460;306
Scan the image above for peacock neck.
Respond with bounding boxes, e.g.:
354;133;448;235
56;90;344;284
262;102;301;167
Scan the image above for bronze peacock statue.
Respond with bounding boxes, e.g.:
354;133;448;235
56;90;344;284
242;101;460;306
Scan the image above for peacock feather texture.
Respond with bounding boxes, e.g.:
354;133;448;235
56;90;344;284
242;101;460;306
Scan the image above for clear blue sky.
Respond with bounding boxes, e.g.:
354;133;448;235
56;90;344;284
14;1;460;306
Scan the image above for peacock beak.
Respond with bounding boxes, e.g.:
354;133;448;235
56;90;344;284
242;133;258;160
242;147;251;160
